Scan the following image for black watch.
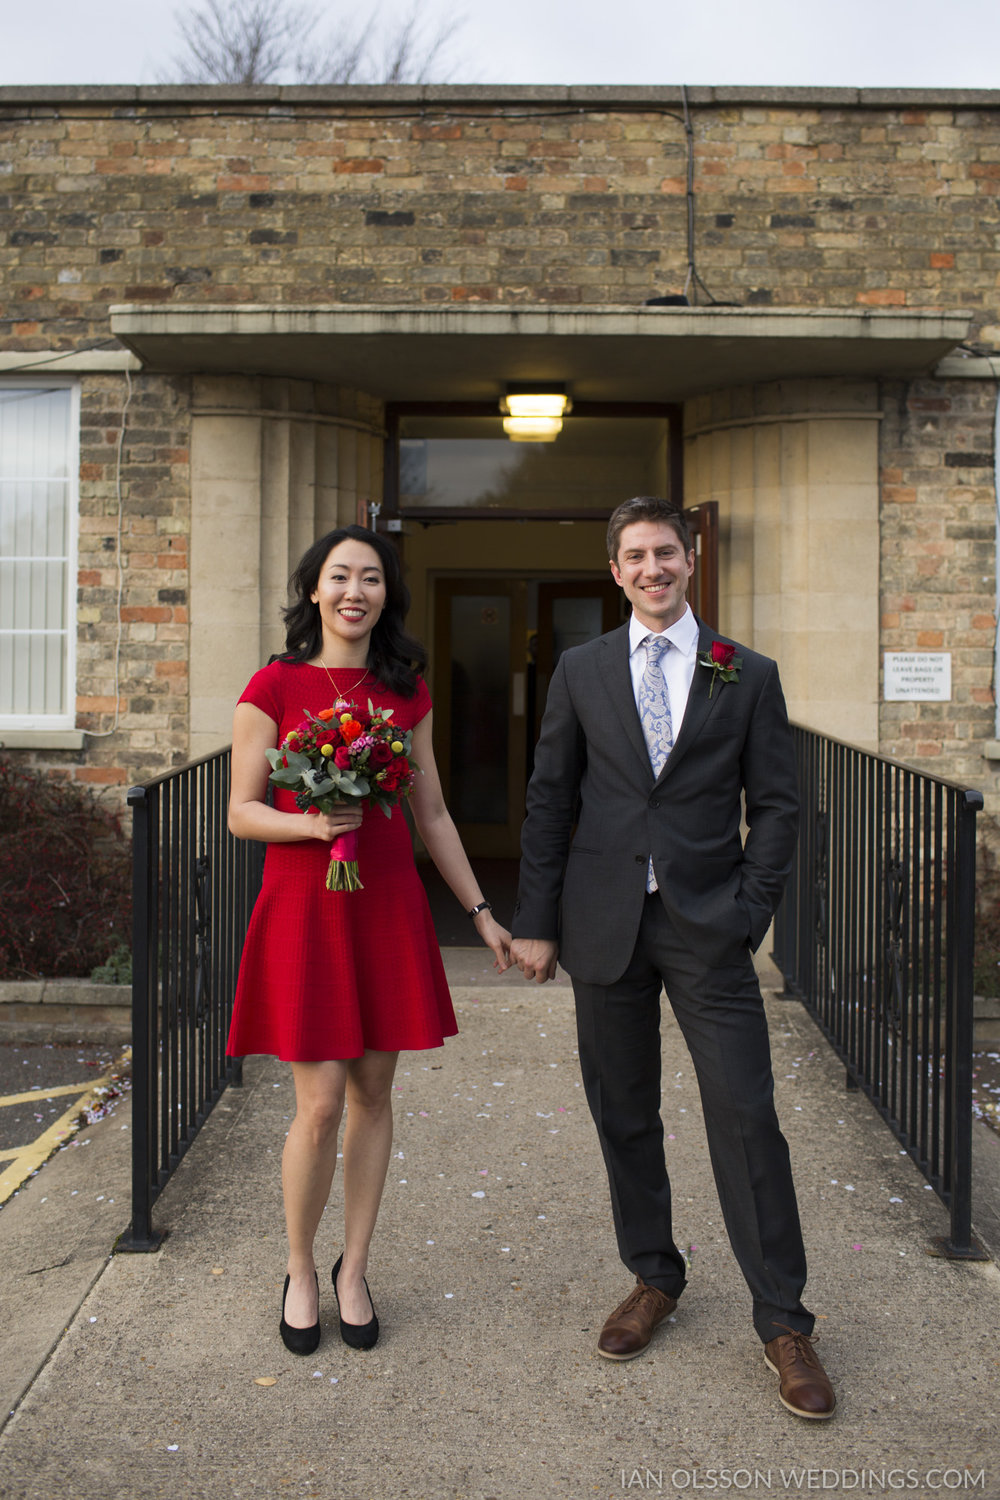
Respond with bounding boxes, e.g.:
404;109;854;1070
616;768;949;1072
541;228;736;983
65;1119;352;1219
468;900;493;919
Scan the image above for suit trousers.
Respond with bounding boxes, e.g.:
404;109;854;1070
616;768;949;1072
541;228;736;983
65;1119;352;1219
573;891;814;1344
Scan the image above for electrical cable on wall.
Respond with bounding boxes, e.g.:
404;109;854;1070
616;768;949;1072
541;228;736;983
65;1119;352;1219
680;84;735;309
0;338;123;374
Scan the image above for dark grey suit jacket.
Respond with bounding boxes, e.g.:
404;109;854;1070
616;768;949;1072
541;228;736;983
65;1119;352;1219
512;618;799;986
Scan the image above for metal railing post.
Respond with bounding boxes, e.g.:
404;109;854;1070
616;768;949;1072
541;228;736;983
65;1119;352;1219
118;784;163;1252
117;748;262;1253
938;788;986;1257
772;727;987;1262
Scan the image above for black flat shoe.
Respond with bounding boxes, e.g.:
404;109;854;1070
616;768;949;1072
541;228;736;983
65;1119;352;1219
279;1272;321;1356
332;1252;379;1350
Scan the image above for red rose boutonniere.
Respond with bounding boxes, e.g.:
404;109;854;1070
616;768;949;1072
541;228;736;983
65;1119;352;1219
698;640;743;698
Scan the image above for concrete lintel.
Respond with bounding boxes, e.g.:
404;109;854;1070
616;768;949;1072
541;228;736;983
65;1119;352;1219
111;303;970;342
0;350;139;376
0;729;87;750
935;354;1000;380
110;303;970;405
3;83;1000;110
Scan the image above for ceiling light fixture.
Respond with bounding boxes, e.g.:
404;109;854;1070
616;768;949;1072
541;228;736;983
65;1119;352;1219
499;383;572;442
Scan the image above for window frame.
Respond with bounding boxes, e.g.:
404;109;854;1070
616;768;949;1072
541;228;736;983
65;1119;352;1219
0;377;81;732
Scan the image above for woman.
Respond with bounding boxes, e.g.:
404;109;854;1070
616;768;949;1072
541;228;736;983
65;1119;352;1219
227;525;510;1356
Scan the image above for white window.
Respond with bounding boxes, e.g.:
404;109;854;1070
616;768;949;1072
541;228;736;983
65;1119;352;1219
0;382;80;729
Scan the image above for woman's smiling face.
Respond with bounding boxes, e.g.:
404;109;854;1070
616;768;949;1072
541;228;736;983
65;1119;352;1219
310;537;387;651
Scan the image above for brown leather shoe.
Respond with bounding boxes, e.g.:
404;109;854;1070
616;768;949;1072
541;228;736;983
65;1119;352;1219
597;1278;677;1361
763;1324;836;1419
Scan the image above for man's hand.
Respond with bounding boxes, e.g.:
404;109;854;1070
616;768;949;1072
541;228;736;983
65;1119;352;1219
510;937;559;984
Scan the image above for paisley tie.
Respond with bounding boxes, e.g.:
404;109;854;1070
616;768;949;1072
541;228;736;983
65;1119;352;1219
638;632;673;776
638;633;673;893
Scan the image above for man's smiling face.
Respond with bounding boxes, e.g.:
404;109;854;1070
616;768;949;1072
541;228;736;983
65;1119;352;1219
609;519;695;633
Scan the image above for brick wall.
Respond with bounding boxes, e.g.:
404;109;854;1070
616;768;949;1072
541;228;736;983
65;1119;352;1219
1;89;999;335
880;377;997;783
1;86;998;798
13;373;191;788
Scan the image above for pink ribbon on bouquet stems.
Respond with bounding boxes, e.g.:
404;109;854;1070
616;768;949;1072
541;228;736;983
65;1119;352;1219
326;827;363;891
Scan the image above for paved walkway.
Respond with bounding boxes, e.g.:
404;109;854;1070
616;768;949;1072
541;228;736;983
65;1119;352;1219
1;954;998;1500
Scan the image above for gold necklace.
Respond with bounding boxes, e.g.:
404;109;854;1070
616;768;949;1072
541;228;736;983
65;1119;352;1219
318;660;370;699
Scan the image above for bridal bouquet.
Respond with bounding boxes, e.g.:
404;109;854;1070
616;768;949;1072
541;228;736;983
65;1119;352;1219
265;699;419;891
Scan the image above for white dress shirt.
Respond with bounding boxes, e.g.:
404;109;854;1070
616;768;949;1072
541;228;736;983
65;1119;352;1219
627;604;700;740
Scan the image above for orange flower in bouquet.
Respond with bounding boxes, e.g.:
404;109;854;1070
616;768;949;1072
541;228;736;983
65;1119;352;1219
265;699;419;891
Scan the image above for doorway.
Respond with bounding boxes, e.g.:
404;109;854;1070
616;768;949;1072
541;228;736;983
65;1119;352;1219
432;574;623;858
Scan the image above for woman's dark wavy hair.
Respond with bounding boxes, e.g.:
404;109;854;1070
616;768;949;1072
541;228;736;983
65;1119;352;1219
279;525;426;697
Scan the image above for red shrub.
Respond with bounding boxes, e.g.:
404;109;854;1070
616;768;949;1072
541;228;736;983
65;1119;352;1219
0;758;131;980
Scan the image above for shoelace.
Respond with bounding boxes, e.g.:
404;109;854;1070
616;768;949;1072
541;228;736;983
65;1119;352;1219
616;1282;668;1317
772;1322;822;1369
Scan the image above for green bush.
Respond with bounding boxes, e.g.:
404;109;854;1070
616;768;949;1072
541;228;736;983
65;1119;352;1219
0;758;132;981
89;939;133;985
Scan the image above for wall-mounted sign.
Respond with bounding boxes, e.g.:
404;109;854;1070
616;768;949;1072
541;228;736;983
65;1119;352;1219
883;652;952;702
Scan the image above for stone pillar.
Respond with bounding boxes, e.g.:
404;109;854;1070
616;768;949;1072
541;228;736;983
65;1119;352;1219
188;376;385;756
684;380;881;748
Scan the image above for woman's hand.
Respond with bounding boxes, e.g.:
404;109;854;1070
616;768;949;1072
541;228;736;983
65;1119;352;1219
306;804;364;841
473;909;512;973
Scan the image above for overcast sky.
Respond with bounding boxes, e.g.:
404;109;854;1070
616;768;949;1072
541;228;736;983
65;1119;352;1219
2;0;1000;89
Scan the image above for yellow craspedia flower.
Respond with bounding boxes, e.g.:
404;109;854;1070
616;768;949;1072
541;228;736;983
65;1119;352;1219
340;712;353;724
320;743;334;757
390;740;403;754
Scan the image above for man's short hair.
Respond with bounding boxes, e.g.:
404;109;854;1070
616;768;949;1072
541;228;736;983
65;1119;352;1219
606;496;693;562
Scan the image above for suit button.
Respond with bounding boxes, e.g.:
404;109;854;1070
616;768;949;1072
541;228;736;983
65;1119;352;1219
649;799;660;809
635;854;645;863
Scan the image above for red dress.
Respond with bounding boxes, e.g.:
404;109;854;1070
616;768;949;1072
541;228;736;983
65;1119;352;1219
226;660;457;1062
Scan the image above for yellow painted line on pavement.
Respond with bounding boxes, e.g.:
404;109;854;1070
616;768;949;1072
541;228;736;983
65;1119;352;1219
0;1081;109;1109
0;1064;125;1207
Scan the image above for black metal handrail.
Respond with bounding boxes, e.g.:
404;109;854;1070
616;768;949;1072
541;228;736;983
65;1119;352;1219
119;747;263;1251
772;725;984;1258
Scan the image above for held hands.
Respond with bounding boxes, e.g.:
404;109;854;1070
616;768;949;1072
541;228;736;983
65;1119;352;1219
509;937;559;985
305;803;364;841
473;908;513;974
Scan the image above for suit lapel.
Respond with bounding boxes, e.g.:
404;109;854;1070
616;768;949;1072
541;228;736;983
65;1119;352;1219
656;620;726;784
598;624;652;778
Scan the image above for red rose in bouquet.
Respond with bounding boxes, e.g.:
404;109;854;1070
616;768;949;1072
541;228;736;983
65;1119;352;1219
265;698;420;891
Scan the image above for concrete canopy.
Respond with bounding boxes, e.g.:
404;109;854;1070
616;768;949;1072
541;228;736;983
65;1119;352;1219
109;304;970;404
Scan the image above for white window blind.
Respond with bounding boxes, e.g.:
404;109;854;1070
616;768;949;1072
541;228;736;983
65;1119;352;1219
0;384;79;727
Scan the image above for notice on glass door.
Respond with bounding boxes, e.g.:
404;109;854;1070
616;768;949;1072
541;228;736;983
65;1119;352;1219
883;652;952;701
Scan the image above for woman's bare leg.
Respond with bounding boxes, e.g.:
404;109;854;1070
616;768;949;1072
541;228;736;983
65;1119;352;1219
335;1049;399;1325
282;1059;347;1328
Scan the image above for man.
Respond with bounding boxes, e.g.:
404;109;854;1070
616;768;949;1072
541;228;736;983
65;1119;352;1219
510;496;835;1420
